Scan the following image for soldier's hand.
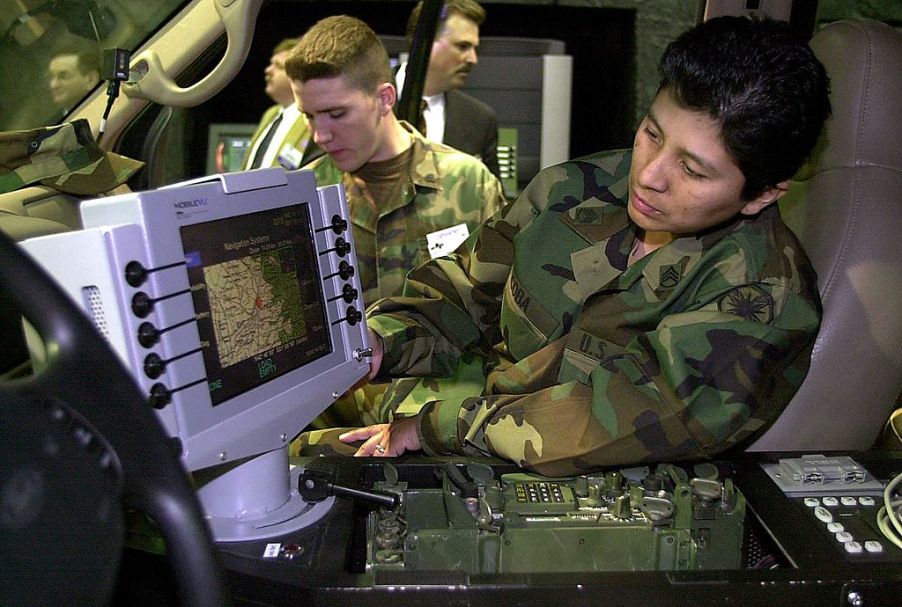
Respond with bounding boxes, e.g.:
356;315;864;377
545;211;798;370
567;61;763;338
353;328;383;390
340;417;420;457
367;328;383;381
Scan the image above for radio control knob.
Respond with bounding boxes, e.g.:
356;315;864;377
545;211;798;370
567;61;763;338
138;322;160;347
148;383;171;409
331;214;348;234
144;353;165;379
131;292;153;318
338;261;355;280
341;284;358;303
345;307;362;326
335;237;352;257
125;261;147;287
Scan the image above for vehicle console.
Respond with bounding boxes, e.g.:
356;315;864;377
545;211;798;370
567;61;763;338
118;451;901;606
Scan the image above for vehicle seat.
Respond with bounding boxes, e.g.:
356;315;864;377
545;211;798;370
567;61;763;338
749;19;902;452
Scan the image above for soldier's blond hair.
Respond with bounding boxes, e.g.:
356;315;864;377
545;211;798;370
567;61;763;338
285;15;392;93
272;37;299;55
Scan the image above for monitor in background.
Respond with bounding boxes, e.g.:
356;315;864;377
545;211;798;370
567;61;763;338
20;168;371;541
206;122;257;174
377;35;572;195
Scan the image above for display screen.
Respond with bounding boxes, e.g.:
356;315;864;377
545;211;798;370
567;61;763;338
206;123;256;174
181;203;332;406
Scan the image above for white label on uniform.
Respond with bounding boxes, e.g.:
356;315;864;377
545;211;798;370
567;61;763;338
263;543;281;558
426;223;470;259
278;144;304;170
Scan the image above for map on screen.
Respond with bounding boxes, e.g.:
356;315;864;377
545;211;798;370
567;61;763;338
205;247;307;368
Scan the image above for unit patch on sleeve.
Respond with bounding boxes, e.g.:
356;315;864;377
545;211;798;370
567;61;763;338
717;285;775;323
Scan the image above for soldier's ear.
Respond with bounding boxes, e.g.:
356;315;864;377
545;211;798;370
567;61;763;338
376;83;396;115
740;180;790;216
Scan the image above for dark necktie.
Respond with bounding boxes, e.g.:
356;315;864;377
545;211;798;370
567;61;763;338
417;99;428;137
249;112;283;169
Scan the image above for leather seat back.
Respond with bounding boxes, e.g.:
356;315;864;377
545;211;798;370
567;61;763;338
750;19;902;451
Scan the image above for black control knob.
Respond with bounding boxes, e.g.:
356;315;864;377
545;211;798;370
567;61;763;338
148;383;171;409
642;473;667;493
334;237;352;257
125;261;147;287
144;353;165;379
338;261;355;280
131;292;153;318
341;284;358;303
331;214;348;234
345;306;362;326
137;322;160;348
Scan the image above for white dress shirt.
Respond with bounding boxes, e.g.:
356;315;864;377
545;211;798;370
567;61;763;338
247;103;303;168
395;62;446;142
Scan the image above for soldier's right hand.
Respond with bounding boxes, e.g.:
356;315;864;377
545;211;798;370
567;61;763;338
353;328;383;389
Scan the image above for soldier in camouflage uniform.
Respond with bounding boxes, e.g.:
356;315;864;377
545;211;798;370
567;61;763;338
283;15;504;432
303;16;833;476
284;15;503;306
301;123;504;304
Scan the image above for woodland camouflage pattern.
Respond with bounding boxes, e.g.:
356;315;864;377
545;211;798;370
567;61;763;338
304;122;505;305
0;119;142;195
361;148;821;476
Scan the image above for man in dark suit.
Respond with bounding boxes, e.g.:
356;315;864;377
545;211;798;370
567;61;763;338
397;0;499;179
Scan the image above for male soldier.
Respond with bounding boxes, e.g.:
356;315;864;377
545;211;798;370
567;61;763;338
397;0;500;178
47;47;101;118
242;38;312;171
285;14;504;305
284;15;504;429
323;16;831;476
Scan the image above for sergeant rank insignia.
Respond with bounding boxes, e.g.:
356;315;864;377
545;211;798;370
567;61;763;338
717;285;774;323
659;264;682;289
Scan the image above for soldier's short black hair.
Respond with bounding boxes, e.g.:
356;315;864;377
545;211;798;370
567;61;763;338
660;16;831;200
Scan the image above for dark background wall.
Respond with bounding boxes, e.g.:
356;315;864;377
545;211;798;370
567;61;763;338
178;1;636;179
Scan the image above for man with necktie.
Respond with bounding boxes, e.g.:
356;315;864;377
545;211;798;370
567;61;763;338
243;38;312;171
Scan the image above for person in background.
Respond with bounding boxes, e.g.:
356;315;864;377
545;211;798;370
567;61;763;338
242;38;312;171
307;16;832;477
284;15;505;431
396;0;500;179
47;46;100;119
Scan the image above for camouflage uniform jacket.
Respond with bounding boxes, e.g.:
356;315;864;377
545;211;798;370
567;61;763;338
305;122;505;305
368;149;822;476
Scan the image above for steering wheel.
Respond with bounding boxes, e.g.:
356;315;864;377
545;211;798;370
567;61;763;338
0;229;229;606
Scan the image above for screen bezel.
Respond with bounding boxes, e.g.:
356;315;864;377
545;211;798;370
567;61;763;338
78;169;369;471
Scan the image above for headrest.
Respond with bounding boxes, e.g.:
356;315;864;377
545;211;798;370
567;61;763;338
798;19;902;179
0;119;143;196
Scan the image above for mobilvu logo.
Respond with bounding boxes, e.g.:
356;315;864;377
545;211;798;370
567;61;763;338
174;198;207;209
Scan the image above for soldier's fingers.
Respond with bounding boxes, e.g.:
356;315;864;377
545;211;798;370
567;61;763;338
353;432;388;457
339;423;389;443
